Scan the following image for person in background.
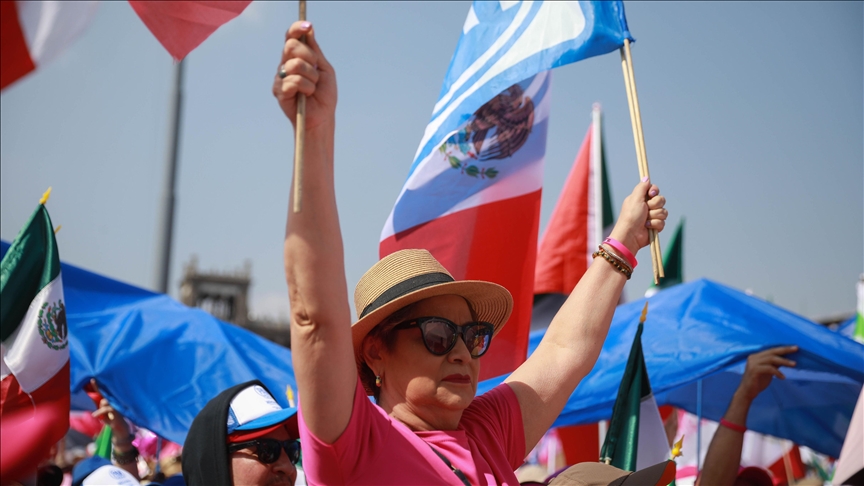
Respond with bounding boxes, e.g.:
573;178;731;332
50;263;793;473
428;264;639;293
182;380;300;486
696;345;799;486
91;397;140;480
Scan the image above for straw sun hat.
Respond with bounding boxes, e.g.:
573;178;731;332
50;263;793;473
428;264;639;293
351;249;513;374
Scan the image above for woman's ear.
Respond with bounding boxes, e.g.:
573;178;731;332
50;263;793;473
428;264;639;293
362;336;384;370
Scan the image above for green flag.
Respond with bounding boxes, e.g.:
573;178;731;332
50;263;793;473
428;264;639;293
646;220;683;297
854;277;864;342
600;303;669;471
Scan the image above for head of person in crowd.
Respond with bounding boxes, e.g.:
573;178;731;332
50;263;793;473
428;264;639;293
546;460;677;486
734;466;774;486
71;456;139;486
182;380;300;486
354;249;512;415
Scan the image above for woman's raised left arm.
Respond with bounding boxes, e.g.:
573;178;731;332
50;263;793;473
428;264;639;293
504;178;667;452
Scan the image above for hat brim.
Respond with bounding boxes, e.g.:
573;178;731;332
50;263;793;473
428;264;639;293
351;280;513;383
233;407;297;432
621;461;676;486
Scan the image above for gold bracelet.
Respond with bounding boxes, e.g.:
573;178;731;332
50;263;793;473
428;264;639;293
592;248;632;280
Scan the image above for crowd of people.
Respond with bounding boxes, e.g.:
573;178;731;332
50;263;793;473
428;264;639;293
5;20;828;486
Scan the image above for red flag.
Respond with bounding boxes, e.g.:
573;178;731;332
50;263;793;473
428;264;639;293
534;104;613;295
128;1;251;61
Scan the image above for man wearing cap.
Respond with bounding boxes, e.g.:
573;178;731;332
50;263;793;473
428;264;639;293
182;380;300;486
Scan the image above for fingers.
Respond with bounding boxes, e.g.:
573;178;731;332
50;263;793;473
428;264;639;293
645;219;666;231
631;177;651;199
284;20;312;43
279;57;320;86
646;194;666;210
765;345;799;356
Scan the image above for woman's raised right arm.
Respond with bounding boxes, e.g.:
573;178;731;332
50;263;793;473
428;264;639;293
275;21;355;444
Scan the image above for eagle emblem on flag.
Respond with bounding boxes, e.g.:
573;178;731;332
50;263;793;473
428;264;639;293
439;82;534;179
38;300;68;350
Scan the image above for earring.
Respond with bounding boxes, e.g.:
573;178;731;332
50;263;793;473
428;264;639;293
375;375;382;387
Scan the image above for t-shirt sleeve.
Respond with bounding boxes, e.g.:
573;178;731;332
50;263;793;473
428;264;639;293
298;376;392;485
460;383;526;469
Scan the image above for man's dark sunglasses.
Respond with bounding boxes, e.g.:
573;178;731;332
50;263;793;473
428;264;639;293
227;438;301;465
394;317;494;358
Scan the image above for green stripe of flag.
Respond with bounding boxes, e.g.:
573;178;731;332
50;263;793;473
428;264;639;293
0;204;60;341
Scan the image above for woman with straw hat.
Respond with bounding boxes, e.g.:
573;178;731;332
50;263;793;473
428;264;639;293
274;21;667;485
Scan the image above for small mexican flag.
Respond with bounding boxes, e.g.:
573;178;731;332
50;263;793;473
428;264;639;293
0;190;70;468
600;303;670;471
645;219;684;298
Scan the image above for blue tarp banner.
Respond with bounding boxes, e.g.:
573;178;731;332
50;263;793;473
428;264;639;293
479;279;864;457
1;241;296;445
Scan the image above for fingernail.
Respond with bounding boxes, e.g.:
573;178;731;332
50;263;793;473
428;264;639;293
301;21;311;30
645;221;651;228
641;176;649;182
649;190;658;197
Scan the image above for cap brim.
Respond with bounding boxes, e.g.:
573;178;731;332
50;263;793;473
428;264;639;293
351;280;512;386
234;407;297;432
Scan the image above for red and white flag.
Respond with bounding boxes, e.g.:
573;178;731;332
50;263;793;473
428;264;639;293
0;0;98;90
534;104;614;296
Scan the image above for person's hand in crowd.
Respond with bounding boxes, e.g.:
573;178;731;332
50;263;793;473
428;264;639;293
92;397;130;436
608;178;667;255
735;345;798;402
272;20;337;130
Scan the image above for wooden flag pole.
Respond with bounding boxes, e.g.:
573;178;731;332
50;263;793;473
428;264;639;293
620;38;664;284
292;0;307;213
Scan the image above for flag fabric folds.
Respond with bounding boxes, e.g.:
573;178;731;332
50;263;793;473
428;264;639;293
599;310;670;471
0;240;296;445
0;0;98;90
0;201;70;472
381;1;632;380
128;1;252;61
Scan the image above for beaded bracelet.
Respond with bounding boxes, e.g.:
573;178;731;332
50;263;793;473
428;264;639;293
599;244;633;274
592;248;632;280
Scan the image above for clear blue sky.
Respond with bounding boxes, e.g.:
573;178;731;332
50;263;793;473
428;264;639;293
2;1;861;321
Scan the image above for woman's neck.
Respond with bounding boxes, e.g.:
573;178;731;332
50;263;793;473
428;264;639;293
379;395;464;432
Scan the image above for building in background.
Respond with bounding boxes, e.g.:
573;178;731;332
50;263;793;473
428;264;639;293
179;256;290;348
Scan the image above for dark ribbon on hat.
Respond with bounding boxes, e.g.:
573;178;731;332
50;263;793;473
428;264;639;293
359;272;454;318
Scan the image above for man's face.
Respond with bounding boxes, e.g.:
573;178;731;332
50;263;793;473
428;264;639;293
229;425;297;486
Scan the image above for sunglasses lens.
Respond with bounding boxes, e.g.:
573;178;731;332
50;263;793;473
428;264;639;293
465;324;493;357
256;440;281;464
286;441;301;464
421;319;457;355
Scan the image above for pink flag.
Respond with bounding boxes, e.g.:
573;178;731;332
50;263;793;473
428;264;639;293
128;1;251;61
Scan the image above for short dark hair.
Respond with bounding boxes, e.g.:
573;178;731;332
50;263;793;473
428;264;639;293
358;303;416;401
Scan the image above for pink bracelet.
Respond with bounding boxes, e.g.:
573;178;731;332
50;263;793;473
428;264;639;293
720;418;747;433
603;237;637;269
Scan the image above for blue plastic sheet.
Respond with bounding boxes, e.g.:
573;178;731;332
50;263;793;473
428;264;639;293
1;241;296;445
479;279;864;457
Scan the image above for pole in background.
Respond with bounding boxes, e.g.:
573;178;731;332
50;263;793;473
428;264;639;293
154;60;185;294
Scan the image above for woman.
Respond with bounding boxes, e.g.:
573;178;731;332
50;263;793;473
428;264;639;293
275;21;667;485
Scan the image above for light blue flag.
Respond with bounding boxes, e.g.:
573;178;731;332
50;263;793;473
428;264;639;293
383;1;632;238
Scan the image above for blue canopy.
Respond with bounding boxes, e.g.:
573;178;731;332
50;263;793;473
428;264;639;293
838;315;857;339
479;279;864;458
1;241;296;445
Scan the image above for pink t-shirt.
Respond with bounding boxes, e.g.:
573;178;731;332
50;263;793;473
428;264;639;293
299;377;526;485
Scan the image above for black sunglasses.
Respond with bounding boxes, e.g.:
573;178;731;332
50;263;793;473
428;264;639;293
228;438;301;465
394;317;494;358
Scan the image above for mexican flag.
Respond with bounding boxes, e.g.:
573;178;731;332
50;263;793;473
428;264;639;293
534;103;614;297
645;219;684;297
600;304;669;471
0;195;69;471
